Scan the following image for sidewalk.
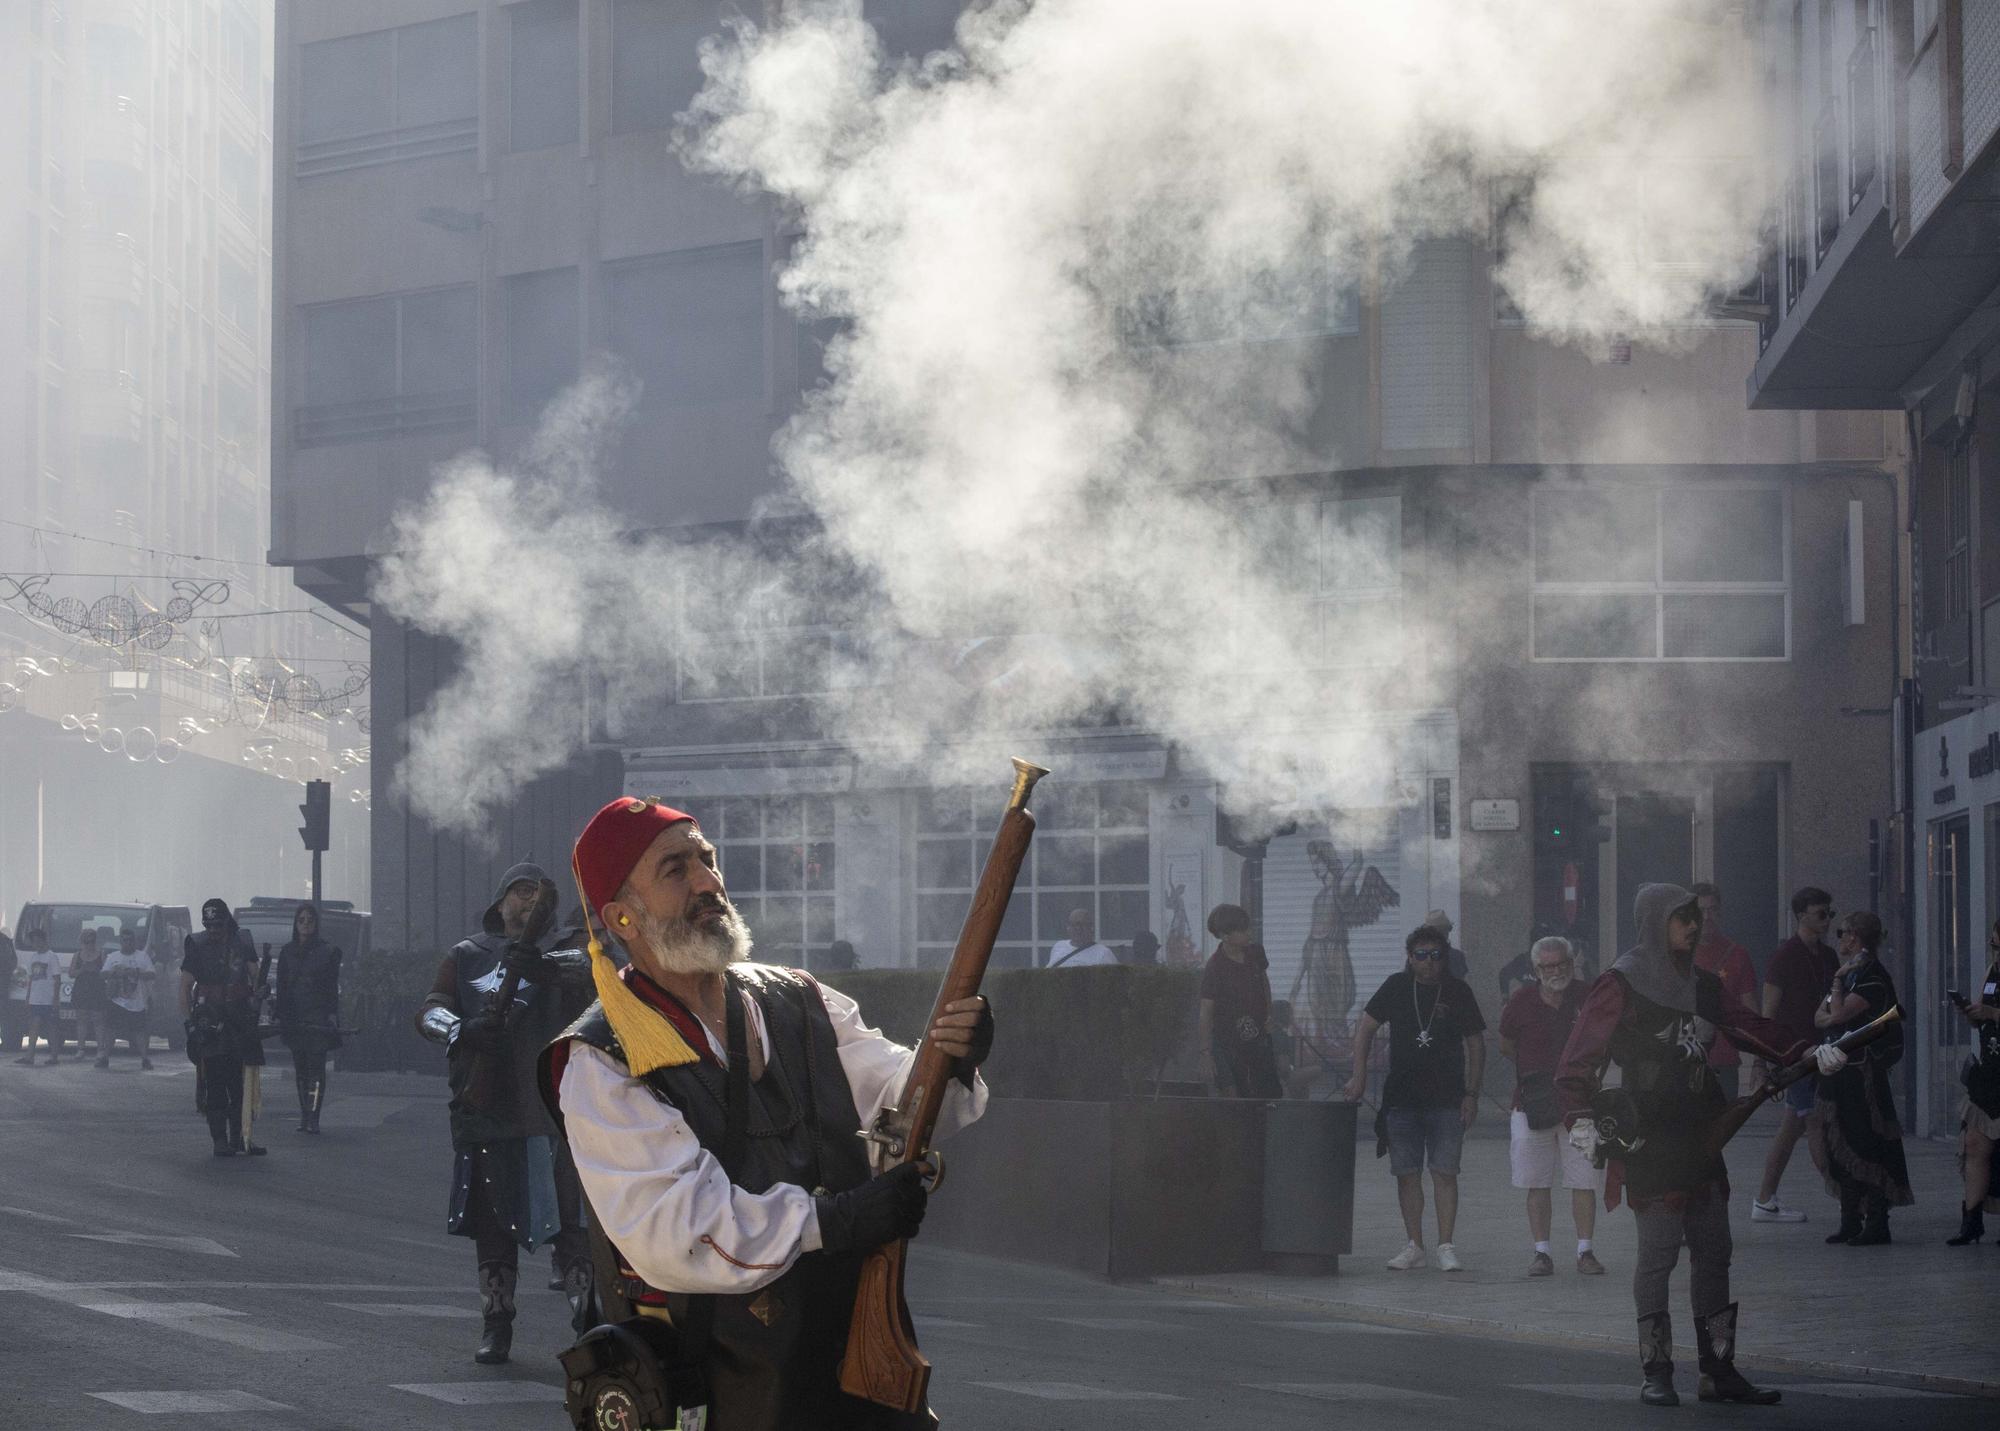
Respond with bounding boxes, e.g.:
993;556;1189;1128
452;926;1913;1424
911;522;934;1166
1160;1109;1996;1396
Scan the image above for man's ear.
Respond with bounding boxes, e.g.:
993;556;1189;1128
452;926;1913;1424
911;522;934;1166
598;896;636;943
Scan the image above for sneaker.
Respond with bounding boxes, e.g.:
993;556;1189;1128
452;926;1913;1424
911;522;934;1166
1527;1251;1554;1277
1436;1243;1465;1272
1577;1250;1606;1275
1751;1198;1807;1223
1386;1241;1428;1271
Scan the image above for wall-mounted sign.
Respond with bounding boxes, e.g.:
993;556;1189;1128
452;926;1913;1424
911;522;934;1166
1469;798;1520;832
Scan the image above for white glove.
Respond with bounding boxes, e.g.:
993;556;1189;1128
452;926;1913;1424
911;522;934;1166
1811;1043;1849;1076
1567;1119;1600;1157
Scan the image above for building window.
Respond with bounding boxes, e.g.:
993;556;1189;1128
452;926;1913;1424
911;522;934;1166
1243;494;1403;669
1127;257;1361;347
1532;485;1791;660
611;0;722;135
297;14;477;178
696;795;837;968
606;242;766;409
296;286;477;446
913;782;1150;970
509;0;579;152
220;0;260;102
1947;442;1972;620
220;130;258;219
504;266;579;415
218;249;257;338
217;364;258;460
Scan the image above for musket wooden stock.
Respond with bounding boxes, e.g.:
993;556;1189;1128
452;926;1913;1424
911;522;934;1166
838;757;1048;1414
1701;1005;1902;1161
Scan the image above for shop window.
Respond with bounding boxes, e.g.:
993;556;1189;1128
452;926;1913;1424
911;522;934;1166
913;781;1150;969
687;795;837;968
1533;485;1790;660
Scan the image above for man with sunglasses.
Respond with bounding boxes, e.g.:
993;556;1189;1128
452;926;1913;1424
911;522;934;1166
1344;924;1487;1273
1751;886;1838;1223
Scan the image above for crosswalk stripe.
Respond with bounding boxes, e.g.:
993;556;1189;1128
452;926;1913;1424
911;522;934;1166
1783;1382;1961;1400
332;1302;479;1319
88;1391;292;1414
1509;1382;1641;1402
392;1382;567;1406
69;1232;239;1259
81;1302;245;1321
1262;1319;1423;1336
973;1381;1182;1401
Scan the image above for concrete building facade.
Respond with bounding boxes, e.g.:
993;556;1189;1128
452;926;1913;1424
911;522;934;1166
273;4;1897;1074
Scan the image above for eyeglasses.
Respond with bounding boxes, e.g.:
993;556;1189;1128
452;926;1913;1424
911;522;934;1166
1534;960;1574;973
1410;949;1445;961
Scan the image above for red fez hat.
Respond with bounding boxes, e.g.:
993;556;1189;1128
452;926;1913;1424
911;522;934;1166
574;797;696;915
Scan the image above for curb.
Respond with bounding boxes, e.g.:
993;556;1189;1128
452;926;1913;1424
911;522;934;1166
1147;1276;2000;1400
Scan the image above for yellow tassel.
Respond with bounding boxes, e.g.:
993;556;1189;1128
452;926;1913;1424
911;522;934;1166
588;935;700;1077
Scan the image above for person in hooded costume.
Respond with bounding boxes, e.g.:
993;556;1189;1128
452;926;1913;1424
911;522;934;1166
1556;883;1848;1408
180;898;269;1157
275;903;343;1133
539;797;993;1431
416;862;595;1364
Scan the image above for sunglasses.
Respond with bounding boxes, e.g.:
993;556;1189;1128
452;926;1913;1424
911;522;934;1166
1411;948;1445;961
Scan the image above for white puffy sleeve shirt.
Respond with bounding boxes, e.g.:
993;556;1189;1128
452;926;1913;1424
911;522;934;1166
559;980;988;1295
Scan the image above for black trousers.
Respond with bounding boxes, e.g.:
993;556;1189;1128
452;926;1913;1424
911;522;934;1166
200;1053;244;1141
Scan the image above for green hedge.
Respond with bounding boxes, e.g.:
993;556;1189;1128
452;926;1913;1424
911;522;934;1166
828;966;1203;1101
336;953;1203;1097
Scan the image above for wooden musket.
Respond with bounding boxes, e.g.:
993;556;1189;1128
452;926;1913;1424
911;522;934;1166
1701;1004;1902;1161
838;757;1049;1414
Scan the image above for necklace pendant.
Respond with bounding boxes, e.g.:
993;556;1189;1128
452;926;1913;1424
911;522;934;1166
1416;1029;1434;1049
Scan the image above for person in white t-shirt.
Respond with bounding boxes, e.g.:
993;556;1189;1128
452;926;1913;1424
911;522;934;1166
15;929;63;1065
1046;907;1118;968
102;928;157;1070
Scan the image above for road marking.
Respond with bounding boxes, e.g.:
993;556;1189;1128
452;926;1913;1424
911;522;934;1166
70;1232;239;1258
1262;1319;1422;1336
1509;1383;1640;1402
1248;1381;1455;1403
1784;1383;1960;1400
972;1382;1183;1401
0;1204;75;1224
81;1302;246;1321
88;1391;292;1414
333;1302;480;1319
392;1382;568;1406
1043;1315;1175;1331
914;1316;982;1330
168;1322;337;1353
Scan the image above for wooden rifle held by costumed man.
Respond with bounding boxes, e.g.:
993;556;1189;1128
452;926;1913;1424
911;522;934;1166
1700;1004;1903;1162
839;757;1049;1414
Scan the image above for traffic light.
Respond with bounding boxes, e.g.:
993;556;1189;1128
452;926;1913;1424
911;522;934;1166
299;780;331;852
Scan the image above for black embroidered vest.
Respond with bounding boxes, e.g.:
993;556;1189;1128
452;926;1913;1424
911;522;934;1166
1604;968;1730;1201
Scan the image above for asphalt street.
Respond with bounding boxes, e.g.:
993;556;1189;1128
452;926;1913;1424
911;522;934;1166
1;1054;1989;1429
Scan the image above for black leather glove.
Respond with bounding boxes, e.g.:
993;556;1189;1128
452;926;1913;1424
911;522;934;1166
459;1008;508;1052
502;943;550;983
814;1162;929;1254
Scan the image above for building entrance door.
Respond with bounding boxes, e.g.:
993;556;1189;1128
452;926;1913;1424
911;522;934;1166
1614;793;1696;955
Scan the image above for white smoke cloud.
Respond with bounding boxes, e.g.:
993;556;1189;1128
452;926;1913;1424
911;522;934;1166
379;0;1770;835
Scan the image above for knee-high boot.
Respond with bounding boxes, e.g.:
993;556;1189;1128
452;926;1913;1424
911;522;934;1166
296;1066;313;1131
1825;1182;1863;1243
1695;1303;1781;1404
1638;1312;1677;1406
476;1261;516;1365
1850;1195;1891;1245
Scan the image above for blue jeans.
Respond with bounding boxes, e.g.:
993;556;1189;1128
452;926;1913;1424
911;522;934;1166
1386;1105;1465;1177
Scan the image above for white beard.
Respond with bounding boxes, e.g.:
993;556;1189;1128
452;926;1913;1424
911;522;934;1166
633;899;753;977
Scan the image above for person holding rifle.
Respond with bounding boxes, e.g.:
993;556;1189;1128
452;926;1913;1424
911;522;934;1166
180;899;267;1157
1807;912;1911;1245
1557;883;1844;1409
541;796;992;1430
416;863;594;1364
1946;920;2000;1246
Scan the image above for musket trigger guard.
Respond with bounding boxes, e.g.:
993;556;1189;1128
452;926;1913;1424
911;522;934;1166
917;1150;945;1193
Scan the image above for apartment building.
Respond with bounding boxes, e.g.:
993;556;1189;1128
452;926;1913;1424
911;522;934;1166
273;4;1897;1065
1748;0;2000;1134
0;0;367;913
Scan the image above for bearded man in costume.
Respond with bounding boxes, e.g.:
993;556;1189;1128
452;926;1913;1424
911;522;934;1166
417;863;595;1364
540;797;993;1430
1557;883;1847;1408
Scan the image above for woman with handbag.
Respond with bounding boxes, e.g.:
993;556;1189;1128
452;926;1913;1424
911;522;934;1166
1807;912;1912;1245
1498;935;1604;1277
1947;920;2000;1245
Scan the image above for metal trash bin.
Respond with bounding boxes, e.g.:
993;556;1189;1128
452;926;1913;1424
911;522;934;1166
1261;1099;1356;1274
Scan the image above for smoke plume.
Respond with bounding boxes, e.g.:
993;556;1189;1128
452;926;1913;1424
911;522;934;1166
379;0;1769;834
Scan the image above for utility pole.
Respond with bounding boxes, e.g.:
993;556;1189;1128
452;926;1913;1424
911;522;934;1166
299;780;331;905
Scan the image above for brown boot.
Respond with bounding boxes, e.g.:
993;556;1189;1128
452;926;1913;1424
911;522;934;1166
1696;1303;1781;1404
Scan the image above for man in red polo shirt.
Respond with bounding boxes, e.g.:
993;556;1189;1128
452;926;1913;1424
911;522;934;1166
1499;935;1603;1277
1691;883;1760;1101
1751;886;1838;1223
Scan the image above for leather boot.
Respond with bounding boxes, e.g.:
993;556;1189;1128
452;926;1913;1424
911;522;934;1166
296;1072;312;1132
1946;1202;1985;1246
1849;1198;1891;1246
1824;1184;1862;1244
209;1112;235;1157
1696;1303;1781;1404
1638;1311;1678;1406
307;1075;324;1133
476;1261;516;1365
561;1258;596;1337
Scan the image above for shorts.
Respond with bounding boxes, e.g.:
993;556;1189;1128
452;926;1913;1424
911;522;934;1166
1386;1105;1464;1178
1509;1110;1604;1191
1782;1077;1816;1117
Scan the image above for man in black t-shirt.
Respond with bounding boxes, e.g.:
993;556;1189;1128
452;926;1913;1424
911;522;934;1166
1344;924;1488;1272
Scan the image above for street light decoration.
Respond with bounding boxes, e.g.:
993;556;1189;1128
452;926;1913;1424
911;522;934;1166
1;575;230;650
